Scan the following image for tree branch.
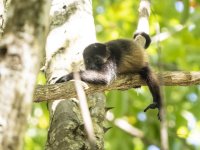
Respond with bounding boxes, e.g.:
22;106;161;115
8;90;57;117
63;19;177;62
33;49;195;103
34;71;200;102
136;0;150;34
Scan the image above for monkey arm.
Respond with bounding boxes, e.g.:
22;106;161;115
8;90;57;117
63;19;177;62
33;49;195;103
79;60;117;84
56;59;117;84
56;69;116;85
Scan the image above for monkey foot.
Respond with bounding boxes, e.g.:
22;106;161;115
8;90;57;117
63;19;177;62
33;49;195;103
144;103;161;121
144;103;158;112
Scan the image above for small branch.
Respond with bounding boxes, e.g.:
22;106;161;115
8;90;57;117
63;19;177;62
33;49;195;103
73;73;96;147
34;71;200;102
106;111;158;145
106;111;144;138
135;0;150;34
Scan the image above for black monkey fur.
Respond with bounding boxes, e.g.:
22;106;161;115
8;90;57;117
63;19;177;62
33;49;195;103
56;32;162;120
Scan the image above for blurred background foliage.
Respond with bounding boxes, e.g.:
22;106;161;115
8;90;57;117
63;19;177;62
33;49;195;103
24;0;200;150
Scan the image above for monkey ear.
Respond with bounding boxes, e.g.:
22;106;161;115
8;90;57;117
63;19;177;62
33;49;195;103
133;32;151;49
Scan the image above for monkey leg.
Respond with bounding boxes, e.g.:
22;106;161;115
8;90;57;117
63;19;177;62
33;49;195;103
139;66;162;120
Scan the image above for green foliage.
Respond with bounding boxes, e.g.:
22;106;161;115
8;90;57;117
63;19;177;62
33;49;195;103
24;72;48;150
24;102;49;150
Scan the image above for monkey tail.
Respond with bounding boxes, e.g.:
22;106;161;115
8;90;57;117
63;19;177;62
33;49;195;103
139;66;162;114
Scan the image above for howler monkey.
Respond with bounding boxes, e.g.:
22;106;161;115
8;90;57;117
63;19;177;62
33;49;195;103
56;32;162;120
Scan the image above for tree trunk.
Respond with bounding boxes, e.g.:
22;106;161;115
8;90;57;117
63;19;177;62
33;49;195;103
45;0;105;149
0;0;50;149
0;0;6;37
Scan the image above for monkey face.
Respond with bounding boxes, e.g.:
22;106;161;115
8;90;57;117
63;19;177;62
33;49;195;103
83;43;110;70
84;55;106;70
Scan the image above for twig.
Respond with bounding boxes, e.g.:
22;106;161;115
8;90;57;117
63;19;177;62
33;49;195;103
106;111;144;138
106;111;158;146
73;72;96;148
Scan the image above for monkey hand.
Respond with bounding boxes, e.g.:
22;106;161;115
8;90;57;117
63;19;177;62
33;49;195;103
144;102;161;121
55;73;73;83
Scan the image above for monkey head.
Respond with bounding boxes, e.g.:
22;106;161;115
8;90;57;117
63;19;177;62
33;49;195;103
83;43;110;71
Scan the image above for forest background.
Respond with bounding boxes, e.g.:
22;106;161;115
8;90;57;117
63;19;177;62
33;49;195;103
24;0;200;150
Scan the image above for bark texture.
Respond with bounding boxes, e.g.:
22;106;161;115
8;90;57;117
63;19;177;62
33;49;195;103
45;0;105;149
0;0;50;149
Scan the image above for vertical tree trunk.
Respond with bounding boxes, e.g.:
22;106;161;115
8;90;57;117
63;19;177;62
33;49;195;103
0;0;6;37
0;0;50;149
45;0;105;149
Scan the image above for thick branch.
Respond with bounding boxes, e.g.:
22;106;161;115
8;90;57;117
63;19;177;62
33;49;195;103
34;71;200;102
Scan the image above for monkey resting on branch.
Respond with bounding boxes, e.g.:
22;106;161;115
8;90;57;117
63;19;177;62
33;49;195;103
56;32;162;120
